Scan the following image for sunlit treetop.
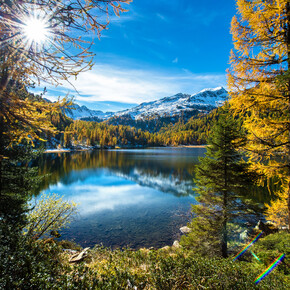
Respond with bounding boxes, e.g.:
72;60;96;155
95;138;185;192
0;0;132;89
228;0;290;228
0;0;131;146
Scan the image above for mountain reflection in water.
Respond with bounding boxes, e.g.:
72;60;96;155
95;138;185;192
37;147;205;249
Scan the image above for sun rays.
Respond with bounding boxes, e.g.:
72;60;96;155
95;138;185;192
22;15;50;46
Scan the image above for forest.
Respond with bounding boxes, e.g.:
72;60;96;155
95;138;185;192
0;0;289;289
51;107;221;148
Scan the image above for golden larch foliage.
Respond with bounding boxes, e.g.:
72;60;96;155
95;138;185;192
228;0;290;228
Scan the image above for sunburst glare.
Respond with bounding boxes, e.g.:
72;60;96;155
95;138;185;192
23;17;49;44
22;15;50;45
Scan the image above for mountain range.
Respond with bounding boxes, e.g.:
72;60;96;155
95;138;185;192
64;87;228;122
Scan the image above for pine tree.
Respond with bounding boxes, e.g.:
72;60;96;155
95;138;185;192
228;0;290;228
181;108;257;258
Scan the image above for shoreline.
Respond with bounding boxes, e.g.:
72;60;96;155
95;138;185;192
178;145;207;148
44;145;207;153
44;149;72;153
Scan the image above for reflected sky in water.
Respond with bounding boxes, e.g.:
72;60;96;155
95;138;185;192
46;171;156;214
40;147;206;249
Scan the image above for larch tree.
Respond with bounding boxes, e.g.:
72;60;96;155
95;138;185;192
181;108;258;258
228;0;290;229
0;0;131;144
1;3;131;286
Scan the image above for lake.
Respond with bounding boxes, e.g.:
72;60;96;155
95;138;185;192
38;147;206;249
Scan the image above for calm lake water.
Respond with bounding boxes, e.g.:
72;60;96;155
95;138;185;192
38;147;206;249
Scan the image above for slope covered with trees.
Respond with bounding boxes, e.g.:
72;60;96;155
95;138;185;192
60;107;222;148
63;120;162;148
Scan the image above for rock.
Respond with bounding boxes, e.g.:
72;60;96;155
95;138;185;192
127;279;137;290
240;230;248;241
139;248;149;253
172;240;181;248
63;249;78;254
180;226;192;234
256;220;278;235
69;247;90;263
160;246;170;251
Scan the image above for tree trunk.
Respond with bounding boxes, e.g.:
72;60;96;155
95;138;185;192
222;192;228;258
222;139;228;258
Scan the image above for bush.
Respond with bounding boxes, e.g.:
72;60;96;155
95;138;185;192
148;251;287;289
251;231;290;275
0;236;64;289
25;193;77;239
60;246;288;289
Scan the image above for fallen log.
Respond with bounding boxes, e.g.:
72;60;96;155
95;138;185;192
69;247;90;263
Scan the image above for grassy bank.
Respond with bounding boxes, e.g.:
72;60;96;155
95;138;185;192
1;231;289;289
49;232;289;289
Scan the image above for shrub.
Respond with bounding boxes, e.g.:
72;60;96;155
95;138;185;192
251;232;290;275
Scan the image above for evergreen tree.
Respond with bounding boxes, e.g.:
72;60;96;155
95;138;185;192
0;126;45;287
181;108;257;258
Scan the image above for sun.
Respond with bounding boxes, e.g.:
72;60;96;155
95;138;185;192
22;16;50;45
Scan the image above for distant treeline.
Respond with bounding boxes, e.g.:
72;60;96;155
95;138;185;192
63;121;160;148
106;109;200;133
60;107;222;148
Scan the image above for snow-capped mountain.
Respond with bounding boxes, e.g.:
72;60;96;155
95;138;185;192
114;87;228;120
64;103;114;120
64;87;228;121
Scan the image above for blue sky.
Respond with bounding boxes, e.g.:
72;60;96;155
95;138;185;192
44;0;236;112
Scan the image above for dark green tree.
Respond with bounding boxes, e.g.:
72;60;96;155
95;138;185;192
0;133;44;288
181;107;258;258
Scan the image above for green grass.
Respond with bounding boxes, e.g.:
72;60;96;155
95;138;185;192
1;232;289;289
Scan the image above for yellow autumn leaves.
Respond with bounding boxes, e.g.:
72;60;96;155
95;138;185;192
228;0;290;227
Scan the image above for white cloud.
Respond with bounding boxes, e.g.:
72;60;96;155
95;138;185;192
42;63;226;105
172;57;178;64
60;65;179;103
71;184;147;214
156;13;167;22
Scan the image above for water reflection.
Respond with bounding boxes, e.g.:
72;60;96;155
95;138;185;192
38;148;204;197
38;148;203;248
47;177;150;214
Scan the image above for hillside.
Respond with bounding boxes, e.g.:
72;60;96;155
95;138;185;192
113;86;227;120
53;87;228;149
64;103;114;120
64;87;228;126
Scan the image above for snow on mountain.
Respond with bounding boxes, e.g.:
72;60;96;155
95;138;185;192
115;168;194;197
64;103;114;120
114;87;228;120
64;87;227;121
